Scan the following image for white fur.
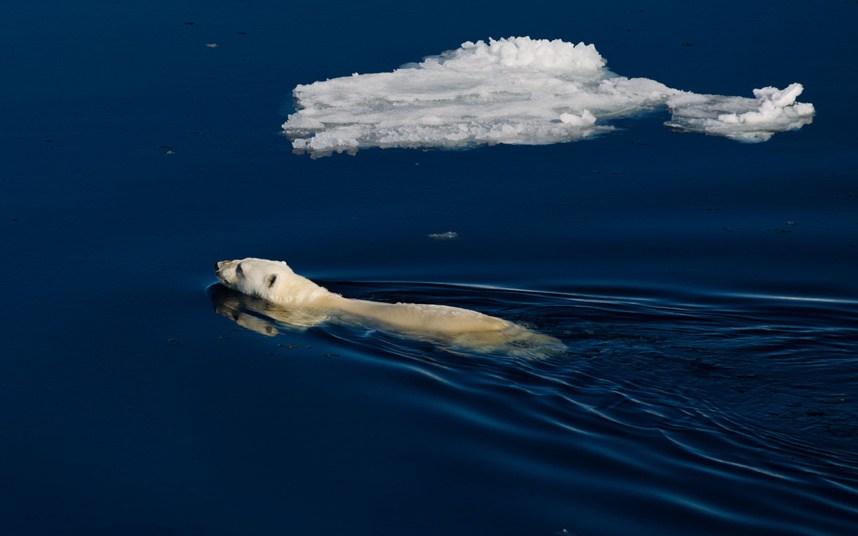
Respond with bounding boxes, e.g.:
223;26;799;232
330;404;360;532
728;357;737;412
215;258;565;357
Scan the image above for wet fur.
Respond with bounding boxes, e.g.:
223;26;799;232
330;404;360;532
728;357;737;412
215;257;564;357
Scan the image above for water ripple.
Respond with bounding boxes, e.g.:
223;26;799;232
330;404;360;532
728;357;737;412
210;280;858;533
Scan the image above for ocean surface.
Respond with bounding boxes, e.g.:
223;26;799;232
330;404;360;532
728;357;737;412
2;1;857;534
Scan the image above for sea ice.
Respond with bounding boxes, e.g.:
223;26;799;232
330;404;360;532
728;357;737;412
665;83;815;142
281;37;814;156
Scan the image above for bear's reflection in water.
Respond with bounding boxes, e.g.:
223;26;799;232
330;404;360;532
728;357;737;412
208;283;566;360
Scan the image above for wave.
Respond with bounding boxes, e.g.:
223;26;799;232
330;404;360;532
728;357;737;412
281;37;815;156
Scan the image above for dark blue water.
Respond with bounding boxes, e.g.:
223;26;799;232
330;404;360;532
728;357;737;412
2;1;857;534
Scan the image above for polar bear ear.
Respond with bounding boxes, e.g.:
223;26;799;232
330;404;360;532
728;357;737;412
266;273;278;288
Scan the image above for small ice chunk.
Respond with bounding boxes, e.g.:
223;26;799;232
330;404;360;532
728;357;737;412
665;83;815;142
429;231;459;240
559;110;596;127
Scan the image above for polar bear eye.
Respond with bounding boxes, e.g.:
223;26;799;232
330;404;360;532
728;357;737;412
266;274;277;288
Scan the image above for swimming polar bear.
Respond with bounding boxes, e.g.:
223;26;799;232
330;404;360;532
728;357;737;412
214;258;565;358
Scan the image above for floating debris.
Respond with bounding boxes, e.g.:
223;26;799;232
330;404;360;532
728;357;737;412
205;43;219;48
429;231;459;240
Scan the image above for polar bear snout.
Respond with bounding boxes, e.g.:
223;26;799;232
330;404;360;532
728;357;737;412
215;259;240;285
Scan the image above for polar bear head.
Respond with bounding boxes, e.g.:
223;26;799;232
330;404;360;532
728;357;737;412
215;258;332;306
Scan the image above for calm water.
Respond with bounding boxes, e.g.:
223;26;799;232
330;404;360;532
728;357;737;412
2;1;857;534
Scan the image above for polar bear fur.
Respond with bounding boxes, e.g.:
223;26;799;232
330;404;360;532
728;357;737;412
214;258;565;357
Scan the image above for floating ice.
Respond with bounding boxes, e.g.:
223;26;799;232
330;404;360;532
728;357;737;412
281;37;814;156
429;231;459;240
665;83;815;142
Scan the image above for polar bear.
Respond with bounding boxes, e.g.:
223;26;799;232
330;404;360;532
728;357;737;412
214;258;565;358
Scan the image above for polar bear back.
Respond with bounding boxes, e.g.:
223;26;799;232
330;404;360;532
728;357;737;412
337;299;513;335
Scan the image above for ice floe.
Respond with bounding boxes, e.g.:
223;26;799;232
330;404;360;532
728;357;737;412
281;37;814;156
